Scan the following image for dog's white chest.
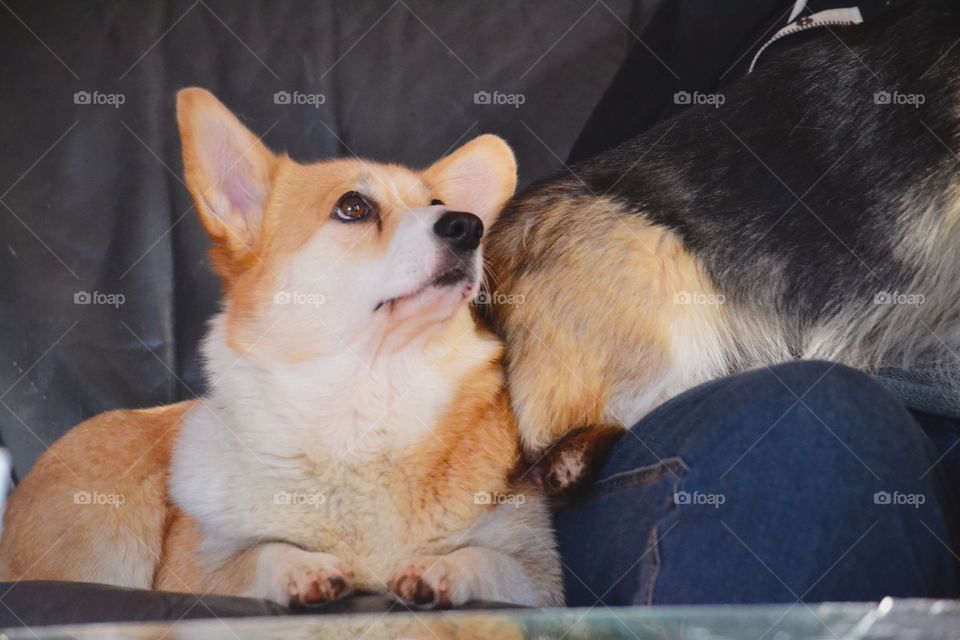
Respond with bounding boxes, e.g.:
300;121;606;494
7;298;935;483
169;344;466;560
168;311;502;589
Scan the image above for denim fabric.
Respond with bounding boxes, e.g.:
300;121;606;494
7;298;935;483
875;365;960;419
556;361;960;606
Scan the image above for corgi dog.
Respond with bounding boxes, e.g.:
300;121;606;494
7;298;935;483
0;88;562;608
484;1;960;492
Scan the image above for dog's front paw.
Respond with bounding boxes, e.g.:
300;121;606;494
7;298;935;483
387;556;475;609
252;545;355;606
286;564;354;606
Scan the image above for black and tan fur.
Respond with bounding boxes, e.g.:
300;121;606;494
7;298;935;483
485;1;960;490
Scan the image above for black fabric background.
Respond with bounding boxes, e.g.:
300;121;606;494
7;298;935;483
0;1;787;480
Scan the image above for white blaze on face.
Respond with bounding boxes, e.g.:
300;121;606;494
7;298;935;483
375;204;454;306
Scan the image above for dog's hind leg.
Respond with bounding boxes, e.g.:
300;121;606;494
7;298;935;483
486;193;729;493
0;404;190;587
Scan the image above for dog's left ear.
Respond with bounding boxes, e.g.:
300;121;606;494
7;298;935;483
423;134;517;227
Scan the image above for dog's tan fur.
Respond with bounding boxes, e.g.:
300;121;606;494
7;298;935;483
0;403;191;586
0;88;562;608
486;188;725;469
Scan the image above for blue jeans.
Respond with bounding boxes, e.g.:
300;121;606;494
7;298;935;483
556;361;960;605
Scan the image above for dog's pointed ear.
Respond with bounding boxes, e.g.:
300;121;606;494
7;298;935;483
177;87;277;260
423;134;517;227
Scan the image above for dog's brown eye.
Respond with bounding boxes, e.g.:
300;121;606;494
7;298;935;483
334;192;373;222
431;199;445;206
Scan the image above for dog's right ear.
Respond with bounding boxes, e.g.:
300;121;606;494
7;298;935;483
177;88;277;265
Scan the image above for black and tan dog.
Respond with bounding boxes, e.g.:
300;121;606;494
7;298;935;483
484;1;960;491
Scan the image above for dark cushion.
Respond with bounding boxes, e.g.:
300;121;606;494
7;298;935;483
0;581;518;628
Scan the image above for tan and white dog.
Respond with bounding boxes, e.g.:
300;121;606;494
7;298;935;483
0;88;562;608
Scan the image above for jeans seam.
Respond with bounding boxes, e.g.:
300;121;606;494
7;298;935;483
592;456;689;497
638;524;661;605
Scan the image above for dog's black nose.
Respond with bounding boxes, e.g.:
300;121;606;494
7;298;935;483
433;211;483;252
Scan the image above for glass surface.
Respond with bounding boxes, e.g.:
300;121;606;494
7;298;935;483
4;599;960;640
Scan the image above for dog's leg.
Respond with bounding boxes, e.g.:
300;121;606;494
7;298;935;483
251;543;355;606
206;542;355;606
486;196;727;494
387;546;540;608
